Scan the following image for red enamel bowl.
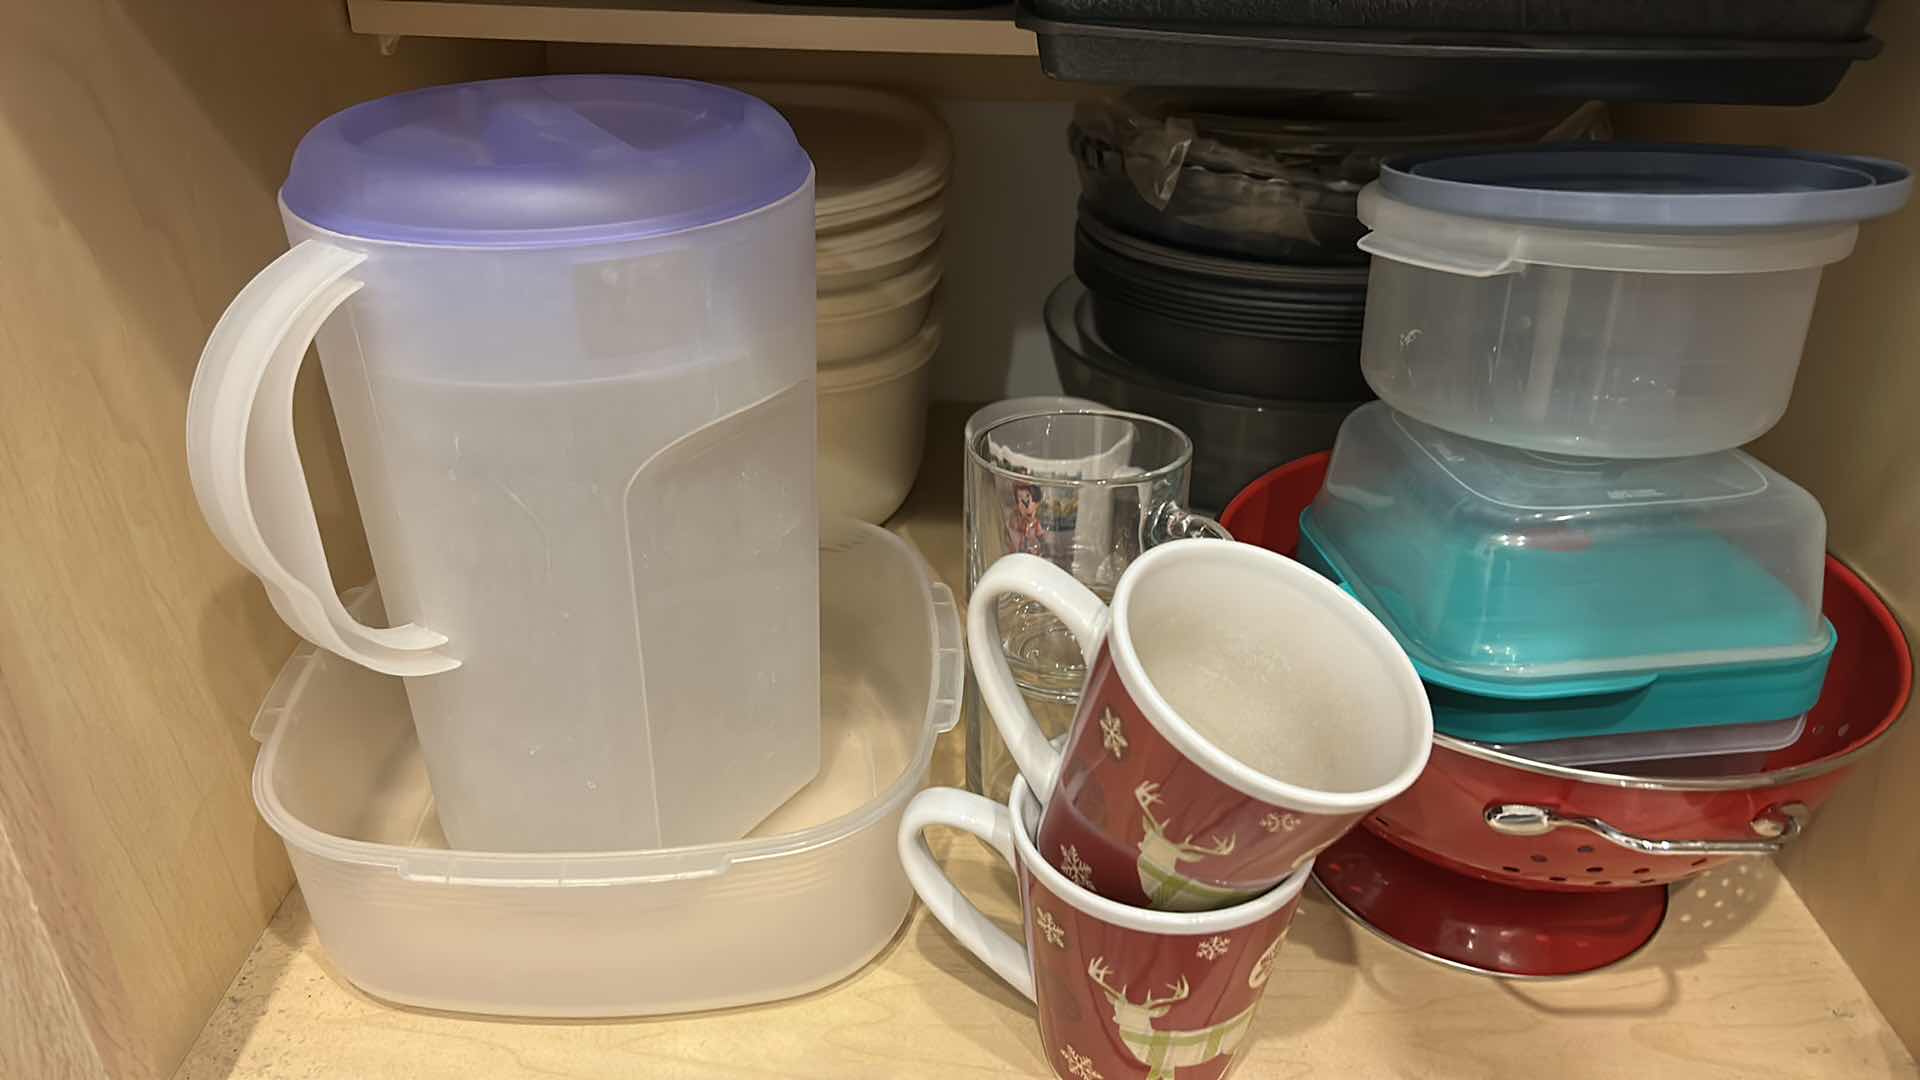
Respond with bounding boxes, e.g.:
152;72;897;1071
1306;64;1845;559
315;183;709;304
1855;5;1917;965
1222;453;1913;894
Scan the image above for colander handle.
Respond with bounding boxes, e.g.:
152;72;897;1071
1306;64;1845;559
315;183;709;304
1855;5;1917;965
1484;802;1809;856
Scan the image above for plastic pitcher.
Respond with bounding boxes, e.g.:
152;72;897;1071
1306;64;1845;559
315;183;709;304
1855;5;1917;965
187;76;821;852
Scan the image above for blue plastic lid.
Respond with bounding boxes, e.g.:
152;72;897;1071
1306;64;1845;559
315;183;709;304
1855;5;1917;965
281;76;812;247
1378;142;1911;231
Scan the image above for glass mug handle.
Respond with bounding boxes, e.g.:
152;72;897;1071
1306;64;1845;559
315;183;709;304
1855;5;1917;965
1143;501;1233;548
968;554;1112;804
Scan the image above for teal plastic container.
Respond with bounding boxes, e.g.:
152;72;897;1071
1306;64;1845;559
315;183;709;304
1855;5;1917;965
1305;404;1835;744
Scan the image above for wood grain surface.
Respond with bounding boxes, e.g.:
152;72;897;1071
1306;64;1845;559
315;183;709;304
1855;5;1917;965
0;3;535;1076
1618;1;1920;1052
174;407;1916;1080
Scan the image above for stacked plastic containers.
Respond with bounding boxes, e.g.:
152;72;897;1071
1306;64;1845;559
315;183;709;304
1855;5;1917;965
188;77;964;1017
753;84;952;524
1047;93;1604;510
1306;143;1911;774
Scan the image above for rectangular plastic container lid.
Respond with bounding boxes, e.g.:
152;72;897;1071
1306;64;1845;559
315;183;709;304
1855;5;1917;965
1309;403;1832;691
1485;712;1805;769
248;521;962;1018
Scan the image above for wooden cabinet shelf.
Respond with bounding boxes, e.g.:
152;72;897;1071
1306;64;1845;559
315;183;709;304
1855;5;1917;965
348;0;1037;55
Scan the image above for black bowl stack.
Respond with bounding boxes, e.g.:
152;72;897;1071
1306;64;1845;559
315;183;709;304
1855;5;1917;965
1049;91;1600;509
1075;213;1371;400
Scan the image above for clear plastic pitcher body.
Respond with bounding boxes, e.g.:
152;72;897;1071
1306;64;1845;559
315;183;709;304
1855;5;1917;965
274;189;820;851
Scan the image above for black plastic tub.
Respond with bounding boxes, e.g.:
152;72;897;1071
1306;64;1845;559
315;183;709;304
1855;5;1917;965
1018;7;1881;104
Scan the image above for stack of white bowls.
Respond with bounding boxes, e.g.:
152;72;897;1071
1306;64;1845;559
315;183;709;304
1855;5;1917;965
752;84;951;523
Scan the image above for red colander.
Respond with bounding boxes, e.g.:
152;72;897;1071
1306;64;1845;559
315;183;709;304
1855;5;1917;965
1222;453;1913;977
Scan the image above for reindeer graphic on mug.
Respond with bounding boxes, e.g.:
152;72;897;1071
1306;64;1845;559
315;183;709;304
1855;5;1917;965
1133;781;1248;911
1087;956;1254;1079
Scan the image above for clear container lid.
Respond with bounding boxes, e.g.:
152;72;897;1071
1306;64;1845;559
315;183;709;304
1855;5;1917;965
1308;403;1830;688
1377;143;1912;231
280;76;812;247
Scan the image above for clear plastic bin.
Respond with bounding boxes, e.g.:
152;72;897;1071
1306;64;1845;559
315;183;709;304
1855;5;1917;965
1354;144;1912;457
250;521;962;1017
1489;713;1805;769
1356;185;1853;457
1310;403;1830;682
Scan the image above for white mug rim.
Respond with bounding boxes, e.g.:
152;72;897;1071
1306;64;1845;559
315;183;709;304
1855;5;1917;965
1106;539;1435;815
1009;775;1309;934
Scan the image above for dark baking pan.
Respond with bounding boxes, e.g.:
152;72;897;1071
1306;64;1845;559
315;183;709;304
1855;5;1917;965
1017;7;1881;104
1046;277;1366;511
1088;286;1367;401
1024;0;1878;42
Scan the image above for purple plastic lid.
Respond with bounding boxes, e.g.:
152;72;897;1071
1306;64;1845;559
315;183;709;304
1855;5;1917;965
280;76;812;247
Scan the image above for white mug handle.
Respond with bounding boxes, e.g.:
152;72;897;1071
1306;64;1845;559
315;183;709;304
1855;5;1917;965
967;554;1111;803
897;787;1034;1001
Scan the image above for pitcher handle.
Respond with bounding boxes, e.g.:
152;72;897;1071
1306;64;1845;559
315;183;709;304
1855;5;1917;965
186;239;457;676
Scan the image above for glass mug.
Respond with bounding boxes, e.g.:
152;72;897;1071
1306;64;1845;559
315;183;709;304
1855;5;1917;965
964;409;1226;799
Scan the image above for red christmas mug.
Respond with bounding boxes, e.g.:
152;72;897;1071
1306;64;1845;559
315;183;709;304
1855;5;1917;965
899;776;1310;1080
970;539;1431;911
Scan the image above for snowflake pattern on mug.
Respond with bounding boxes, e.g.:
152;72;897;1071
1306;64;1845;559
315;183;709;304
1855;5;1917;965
1098;707;1128;759
1060;845;1095;890
1196;935;1232;961
1036;908;1067;949
1260;811;1301;834
1060;1045;1103;1080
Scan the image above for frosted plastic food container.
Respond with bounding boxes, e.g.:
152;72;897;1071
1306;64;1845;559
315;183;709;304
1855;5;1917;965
1301;402;1835;744
818;250;942;364
818;202;944;291
251;522;962;1018
1489;713;1805;770
1356;144;1911;457
819;318;938;523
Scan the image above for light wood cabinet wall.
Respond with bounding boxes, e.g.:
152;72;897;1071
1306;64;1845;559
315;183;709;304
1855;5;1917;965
1621;1;1920;1050
0;3;535;1077
3;1;1918;1075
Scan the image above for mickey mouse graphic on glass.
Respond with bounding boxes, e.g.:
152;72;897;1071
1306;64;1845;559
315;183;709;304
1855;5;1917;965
969;539;1432;911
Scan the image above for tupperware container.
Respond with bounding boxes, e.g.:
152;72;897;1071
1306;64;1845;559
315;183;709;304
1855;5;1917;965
251;522;963;1018
1301;403;1834;744
1357;143;1912;457
748;84;950;234
818;251;942;365
1488;713;1805;771
1045;277;1362;511
189;76;821;853
818;318;939;523
818;202;944;291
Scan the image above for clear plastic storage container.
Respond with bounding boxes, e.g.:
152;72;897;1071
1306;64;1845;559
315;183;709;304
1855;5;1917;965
1488;713;1805;770
250;522;962;1018
1355;144;1910;457
1301;403;1835;743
